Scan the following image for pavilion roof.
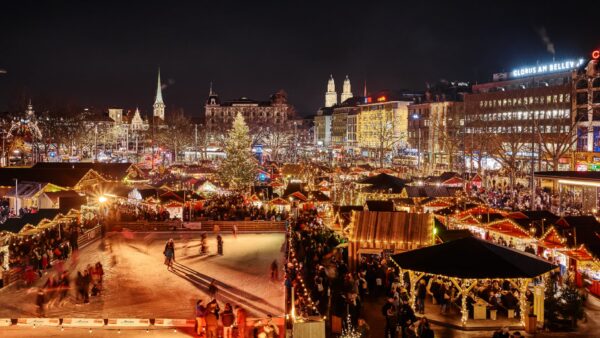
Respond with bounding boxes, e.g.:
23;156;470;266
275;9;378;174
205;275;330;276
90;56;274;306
391;236;556;279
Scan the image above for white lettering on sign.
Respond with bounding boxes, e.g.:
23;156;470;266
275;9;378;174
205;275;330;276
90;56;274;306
511;58;585;78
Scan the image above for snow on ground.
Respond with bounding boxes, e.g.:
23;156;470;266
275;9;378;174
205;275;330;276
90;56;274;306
0;232;285;319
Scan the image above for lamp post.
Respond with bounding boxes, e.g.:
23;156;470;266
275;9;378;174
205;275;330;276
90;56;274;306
412;114;421;172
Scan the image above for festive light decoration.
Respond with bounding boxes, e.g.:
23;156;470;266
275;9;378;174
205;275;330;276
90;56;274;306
286;223;321;318
340;314;361;338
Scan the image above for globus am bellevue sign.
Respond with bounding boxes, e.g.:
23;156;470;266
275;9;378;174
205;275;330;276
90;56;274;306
511;58;585;78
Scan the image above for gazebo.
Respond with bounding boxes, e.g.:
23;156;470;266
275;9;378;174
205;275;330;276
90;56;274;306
390;236;557;328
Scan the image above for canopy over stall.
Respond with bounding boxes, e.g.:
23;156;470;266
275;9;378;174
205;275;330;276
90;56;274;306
391;236;556;327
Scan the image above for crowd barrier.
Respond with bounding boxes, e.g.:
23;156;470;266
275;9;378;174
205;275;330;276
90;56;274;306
2;316;283;329
109;220;286;233
2;225;103;288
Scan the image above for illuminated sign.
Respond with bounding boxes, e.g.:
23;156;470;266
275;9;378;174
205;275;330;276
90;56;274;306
377;96;387;102
511;58;585;78
593;50;600;60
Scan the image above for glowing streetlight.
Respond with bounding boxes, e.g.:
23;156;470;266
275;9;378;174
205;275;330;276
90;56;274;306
98;195;107;203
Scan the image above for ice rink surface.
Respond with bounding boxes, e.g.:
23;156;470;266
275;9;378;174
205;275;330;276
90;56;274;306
0;232;286;319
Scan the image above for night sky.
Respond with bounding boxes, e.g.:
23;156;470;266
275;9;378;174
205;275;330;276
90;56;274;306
0;0;598;117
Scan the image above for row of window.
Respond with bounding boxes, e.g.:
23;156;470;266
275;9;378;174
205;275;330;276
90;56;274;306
205;110;286;118
478;94;570;108
468;109;570;122
465;125;570;134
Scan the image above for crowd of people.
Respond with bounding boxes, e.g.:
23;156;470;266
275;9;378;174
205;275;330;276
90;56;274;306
109;201;171;222
191;194;286;221
194;299;278;338
36;261;105;315
472;184;555;212
285;209;372;337
8;221;81;276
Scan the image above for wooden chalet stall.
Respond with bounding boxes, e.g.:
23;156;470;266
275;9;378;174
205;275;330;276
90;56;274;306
347;209;433;271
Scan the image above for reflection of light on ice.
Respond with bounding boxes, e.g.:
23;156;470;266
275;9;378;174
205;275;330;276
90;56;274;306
0;232;285;319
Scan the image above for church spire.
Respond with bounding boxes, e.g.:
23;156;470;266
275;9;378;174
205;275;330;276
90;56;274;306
153;68;165;120
155;68;164;104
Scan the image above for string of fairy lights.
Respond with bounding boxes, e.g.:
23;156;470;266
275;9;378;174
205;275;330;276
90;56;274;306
286;222;322;319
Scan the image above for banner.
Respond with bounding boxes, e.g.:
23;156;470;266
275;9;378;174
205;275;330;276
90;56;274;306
154;319;195;327
107;318;150;327
62;318;104;327
16;318;60;327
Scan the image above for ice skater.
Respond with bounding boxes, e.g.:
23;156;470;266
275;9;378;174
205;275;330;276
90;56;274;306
217;235;223;255
232;224;238;238
163;238;175;271
270;260;279;281
200;233;208;255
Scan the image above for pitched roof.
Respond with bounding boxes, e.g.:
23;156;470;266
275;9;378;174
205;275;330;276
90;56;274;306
359;173;408;194
391;236;557;279
32;162;137;181
365;200;394;212
0;209;61;233
0;168;92;188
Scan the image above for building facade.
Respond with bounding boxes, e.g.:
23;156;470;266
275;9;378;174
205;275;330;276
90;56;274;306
356;92;412;156
204;88;292;132
573;55;600;169
464;59;580;171
314;107;333;147
407;82;469;172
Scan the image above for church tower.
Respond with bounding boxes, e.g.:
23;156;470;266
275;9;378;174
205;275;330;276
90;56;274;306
25;99;35;117
340;75;353;103
153;68;165;121
325;75;338;107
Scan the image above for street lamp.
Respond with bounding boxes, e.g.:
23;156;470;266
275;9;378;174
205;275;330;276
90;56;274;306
412;114;421;171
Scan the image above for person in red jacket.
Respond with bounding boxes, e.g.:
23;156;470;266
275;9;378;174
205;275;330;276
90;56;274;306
221;303;235;338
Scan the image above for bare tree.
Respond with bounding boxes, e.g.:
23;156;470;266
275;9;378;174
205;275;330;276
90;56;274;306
157;110;193;163
489;126;529;189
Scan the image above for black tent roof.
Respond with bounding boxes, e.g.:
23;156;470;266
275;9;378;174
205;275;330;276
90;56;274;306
358;173;409;194
391;236;556;279
0;209;61;233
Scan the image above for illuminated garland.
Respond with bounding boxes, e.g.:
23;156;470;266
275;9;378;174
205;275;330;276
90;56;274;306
286;224;321;318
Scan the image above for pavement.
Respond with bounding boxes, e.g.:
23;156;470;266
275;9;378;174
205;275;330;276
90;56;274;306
0;232;286;319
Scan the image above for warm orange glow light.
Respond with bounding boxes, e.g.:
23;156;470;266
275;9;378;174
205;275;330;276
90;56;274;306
377;96;386;102
593;50;600;60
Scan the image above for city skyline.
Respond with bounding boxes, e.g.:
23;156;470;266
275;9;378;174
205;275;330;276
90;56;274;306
1;0;599;116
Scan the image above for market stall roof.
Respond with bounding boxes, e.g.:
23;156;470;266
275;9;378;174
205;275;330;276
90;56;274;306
0;209;61;234
269;197;290;206
437;229;473;243
365;200;394;212
358;173;409;194
309;190;331;202
562;244;595;261
32;162;143;181
391;236;557;279
534;171;600;182
453;206;507;220
486;219;532;239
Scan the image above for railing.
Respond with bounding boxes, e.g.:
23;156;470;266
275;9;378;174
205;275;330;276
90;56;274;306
108;220;286;233
2;225;103;288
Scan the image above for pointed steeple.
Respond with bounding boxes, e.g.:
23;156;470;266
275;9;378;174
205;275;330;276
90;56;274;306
209;81;214;96
153;68;165;120
155;68;164;104
363;80;367;97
